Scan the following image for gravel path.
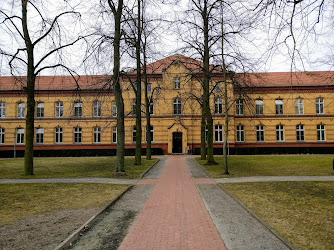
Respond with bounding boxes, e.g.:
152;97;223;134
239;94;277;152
0;178;137;185
214;175;334;183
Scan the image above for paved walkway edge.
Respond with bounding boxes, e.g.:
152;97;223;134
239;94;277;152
193;159;296;250
217;184;297;250
54;185;134;250
54;158;160;250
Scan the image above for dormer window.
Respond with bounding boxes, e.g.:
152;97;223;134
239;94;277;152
174;78;180;89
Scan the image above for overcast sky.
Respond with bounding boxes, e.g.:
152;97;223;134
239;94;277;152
0;0;333;76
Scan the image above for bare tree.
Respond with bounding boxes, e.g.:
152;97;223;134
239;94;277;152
0;0;88;175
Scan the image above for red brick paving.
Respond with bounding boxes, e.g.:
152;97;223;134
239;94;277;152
119;156;226;250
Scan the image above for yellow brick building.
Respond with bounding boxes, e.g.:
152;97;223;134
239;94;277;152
0;55;334;157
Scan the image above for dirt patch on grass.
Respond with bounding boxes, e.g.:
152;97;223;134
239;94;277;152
0;207;99;250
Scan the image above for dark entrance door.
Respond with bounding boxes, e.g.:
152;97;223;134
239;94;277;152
172;132;182;154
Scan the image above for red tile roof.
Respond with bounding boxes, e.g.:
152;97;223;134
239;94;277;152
0;75;112;91
235;71;334;87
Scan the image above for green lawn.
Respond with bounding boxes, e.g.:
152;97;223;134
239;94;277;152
0;157;157;179
197;155;334;177
0;183;129;226
222;182;334;249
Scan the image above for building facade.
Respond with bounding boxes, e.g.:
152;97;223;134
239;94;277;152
0;55;334;157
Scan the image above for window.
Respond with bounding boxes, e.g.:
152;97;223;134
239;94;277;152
215;98;223;114
55;102;63;118
132;126;136;143
0;128;4;144
316;98;324;115
17;102;25;118
0;102;5;118
74;102;82;117
255;100;263;115
296;124;305;141
55;127;63;144
295;99;303;115
93;101;101;118
149;100;154;115
16;128;24;144
36;102;44;118
146;125;154;142
317;124;325;141
275;99;283;115
147;83;152;93
276;125;284;142
132;99;136;116
236;99;244;115
216;82;221;92
93;127;101;143
256;125;264;142
112;127;117;143
236;125;244;142
173;98;181;115
112;101;117;117
36;128;44;144
215;125;223;142
74;127;82;144
174;78;180;89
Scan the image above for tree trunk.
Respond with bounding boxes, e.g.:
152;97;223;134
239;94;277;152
22;0;35;175
143;48;151;160
200;112;206;160
134;0;142;165
113;0;125;172
221;4;229;174
202;1;216;165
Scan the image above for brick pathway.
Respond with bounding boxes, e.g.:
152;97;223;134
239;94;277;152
119;155;226;250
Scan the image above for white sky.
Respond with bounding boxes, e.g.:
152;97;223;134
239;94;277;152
0;0;333;76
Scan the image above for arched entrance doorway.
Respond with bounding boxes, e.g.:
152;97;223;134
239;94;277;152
172;132;182;154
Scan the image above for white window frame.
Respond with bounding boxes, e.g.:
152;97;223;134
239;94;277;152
55;102;63;118
112;127;117;143
276;125;284;142
215;98;223;115
236;99;244;115
149;100;154;115
256;125;264;142
36;102;44;118
132;99;136;116
236;125;244;142
316;98;324;115
296;124;305;141
112;101;117;117
74;127;82;144
0;128;4;144
255;100;263;115
16;128;24;144
174;78;180;89
215;125;223;142
147;83;152;93
295;99;304;115
17;102;25;118
146;125;154;142
55;127;63;144
93;101;101;118
173;98;181;115
0;102;5;118
74;102;82;117
36;128;44;144
93;127;101;143
275;99;283;115
317;124;325;141
132;126;136;143
216;82;221;92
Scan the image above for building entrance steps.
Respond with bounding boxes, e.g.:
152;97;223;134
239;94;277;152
119;155;226;249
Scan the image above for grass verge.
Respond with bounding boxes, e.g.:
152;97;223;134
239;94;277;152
222;182;334;249
197;155;334;178
0;183;129;226
0;157;157;179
